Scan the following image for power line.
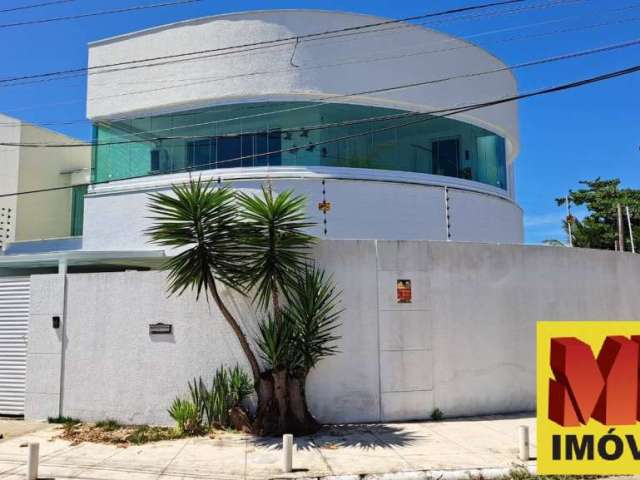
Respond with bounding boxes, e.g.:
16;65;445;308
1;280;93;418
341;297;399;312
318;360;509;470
1;36;638;148
0;0;76;14
0;0;203;29
0;61;639;200
0;0;527;84
0;0;633;128
0;0;585;92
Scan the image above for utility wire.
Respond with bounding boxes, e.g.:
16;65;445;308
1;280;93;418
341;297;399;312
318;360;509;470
0;0;584;91
0;0;203;29
0;61;639;201
2;36;638;148
0;0;526;84
0;1;633;128
0;0;76;14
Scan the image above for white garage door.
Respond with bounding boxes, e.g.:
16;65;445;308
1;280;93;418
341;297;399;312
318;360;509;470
0;277;30;416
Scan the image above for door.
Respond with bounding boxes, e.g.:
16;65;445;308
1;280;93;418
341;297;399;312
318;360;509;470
0;277;30;415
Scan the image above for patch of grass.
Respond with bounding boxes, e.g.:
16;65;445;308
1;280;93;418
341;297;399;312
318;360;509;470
127;426;184;445
57;421;186;447
95;419;121;432
430;408;444;421
47;416;80;425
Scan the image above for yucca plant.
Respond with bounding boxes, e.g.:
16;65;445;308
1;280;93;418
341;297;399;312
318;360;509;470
146;179;262;385
168;397;201;435
287;265;342;373
236;185;315;313
187;366;254;429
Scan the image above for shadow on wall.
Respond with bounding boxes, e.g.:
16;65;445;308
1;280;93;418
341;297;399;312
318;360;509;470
253;424;418;450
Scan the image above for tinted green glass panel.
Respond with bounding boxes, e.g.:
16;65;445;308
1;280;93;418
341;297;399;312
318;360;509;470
93;102;507;190
70;185;87;236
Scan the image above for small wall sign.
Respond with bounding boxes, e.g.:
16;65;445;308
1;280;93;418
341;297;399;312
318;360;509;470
149;323;173;335
396;279;412;303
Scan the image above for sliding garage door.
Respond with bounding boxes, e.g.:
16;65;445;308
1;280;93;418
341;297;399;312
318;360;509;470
0;277;30;415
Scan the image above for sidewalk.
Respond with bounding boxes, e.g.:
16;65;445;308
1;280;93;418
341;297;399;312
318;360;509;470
0;414;536;480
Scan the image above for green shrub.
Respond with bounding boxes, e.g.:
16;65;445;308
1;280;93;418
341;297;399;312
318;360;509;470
95;419;121;431
47;416;80;425
127;426;183;445
170;365;253;433
430;408;444;421
167;398;201;435
189;365;253;428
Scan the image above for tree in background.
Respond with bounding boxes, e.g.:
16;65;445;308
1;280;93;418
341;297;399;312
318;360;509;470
556;178;640;251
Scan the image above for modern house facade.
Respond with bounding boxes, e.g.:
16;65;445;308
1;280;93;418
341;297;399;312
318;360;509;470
4;10;636;426
83;9;523;249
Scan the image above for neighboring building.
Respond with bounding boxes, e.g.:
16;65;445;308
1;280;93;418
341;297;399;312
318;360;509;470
0;113;90;252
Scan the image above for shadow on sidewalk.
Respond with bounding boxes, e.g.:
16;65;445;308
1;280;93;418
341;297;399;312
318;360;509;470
253;423;418;451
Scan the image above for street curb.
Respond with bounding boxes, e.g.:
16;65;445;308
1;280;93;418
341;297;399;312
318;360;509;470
280;463;536;480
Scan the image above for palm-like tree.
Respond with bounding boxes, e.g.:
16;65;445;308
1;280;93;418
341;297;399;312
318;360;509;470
236;185;315;313
147;179;341;435
146;180;261;383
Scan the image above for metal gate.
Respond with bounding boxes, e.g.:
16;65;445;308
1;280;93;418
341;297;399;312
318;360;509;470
0;277;30;416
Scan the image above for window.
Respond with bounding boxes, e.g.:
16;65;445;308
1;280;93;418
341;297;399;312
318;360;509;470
432;138;460;178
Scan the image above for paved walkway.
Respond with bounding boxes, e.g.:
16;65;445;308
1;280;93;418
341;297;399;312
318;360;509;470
0;414;536;480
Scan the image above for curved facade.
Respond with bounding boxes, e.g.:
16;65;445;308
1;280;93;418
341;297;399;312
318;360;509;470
84;9;523;247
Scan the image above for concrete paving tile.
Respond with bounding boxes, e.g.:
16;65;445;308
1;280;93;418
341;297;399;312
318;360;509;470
245;441;330;478
162;440;247;478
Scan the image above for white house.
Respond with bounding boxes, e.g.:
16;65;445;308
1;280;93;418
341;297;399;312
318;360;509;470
1;10;637;425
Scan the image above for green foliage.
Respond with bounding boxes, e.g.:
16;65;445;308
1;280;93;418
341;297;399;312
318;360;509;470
257;312;295;370
168;398;202;435
285;266;342;372
95;419;121;431
236;185;315;311
430;408;444;421
146;179;247;298
257;265;342;373
556;178;640;251
175;366;253;431
127;426;183;445
47;416;80;425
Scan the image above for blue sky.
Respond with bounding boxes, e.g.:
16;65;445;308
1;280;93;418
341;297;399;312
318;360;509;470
1;0;639;243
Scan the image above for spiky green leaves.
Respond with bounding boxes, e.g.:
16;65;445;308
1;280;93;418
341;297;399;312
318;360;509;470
257;265;342;373
146;179;246;298
236;186;315;311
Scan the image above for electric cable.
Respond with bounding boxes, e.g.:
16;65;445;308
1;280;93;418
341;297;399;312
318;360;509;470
0;62;638;199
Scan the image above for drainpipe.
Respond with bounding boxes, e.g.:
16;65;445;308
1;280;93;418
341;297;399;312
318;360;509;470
57;257;68;417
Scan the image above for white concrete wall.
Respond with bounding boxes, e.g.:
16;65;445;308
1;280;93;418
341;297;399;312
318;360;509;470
25;240;640;425
24;274;65;419
83;168;523;250
86;10;519;162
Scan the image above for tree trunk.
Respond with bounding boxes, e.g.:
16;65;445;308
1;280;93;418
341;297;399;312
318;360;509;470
273;369;289;432
253;372;279;436
288;372;320;434
207;272;261;385
253;370;320;436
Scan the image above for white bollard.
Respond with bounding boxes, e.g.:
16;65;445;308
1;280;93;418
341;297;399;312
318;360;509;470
518;425;530;461
283;434;293;473
26;443;39;480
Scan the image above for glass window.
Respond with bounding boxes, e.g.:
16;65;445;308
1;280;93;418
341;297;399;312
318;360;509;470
93;102;507;190
432;138;460;178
